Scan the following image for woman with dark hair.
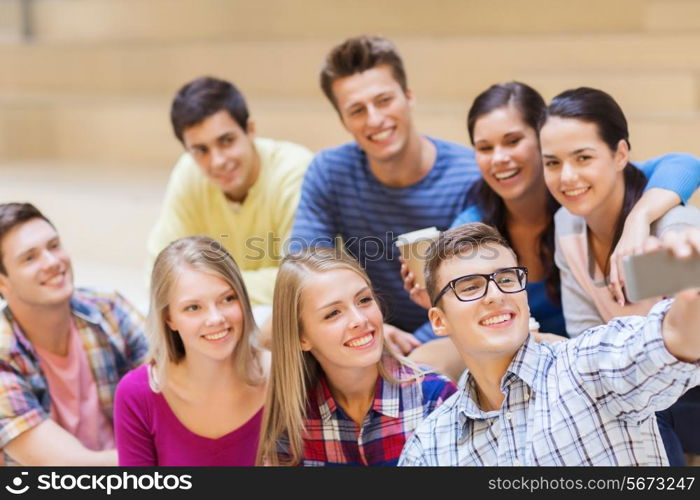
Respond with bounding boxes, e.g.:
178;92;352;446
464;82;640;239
540;86;700;465
541;87;700;335
403;82;700;339
451;82;563;336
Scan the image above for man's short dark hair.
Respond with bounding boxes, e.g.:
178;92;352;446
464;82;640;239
424;223;515;305
320;35;408;112
0;203;53;275
170;76;250;144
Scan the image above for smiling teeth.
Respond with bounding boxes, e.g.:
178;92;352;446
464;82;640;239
204;330;228;340
494;169;519;180
370;130;392;141
563;187;589;197
44;273;64;285
480;314;512;326
345;333;373;348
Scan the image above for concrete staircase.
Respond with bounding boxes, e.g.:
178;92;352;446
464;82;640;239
1;0;699;310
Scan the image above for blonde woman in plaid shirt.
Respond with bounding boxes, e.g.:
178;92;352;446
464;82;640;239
257;247;456;466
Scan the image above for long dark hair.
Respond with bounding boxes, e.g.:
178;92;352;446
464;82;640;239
544;87;647;276
466;82;561;301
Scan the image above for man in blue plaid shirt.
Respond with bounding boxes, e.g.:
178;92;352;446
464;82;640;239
399;223;700;466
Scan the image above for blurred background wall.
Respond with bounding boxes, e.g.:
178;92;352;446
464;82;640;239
1;0;699;310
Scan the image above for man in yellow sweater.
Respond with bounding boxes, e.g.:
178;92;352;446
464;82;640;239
148;77;313;306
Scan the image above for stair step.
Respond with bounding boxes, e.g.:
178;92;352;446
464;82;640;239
646;0;700;32
29;0;649;43
3;34;700;100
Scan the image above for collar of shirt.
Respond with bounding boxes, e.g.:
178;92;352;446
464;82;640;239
456;335;542;439
314;356;403;423
2;291;110;358
71;292;109;326
226;199;243;213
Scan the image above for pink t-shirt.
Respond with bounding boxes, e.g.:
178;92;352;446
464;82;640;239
35;320;115;451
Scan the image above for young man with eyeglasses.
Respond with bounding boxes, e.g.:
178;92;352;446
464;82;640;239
399;222;700;466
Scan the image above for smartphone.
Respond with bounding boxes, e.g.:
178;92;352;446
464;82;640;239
623;250;700;302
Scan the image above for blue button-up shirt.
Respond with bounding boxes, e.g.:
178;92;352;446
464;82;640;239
399;300;700;466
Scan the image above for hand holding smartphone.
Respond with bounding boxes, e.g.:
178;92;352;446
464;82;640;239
622;229;700;302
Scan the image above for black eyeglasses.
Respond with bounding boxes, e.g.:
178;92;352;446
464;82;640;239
432;267;528;306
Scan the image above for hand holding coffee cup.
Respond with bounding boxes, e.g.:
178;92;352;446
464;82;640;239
395;227;440;290
400;257;431;309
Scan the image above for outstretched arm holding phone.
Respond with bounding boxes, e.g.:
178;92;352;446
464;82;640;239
651;228;700;363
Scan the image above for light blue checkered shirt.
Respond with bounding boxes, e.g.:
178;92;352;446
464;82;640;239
399;299;700;466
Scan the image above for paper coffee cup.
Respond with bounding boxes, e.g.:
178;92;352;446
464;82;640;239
395;227;440;288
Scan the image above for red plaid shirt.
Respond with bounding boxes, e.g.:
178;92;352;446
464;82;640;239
279;356;457;466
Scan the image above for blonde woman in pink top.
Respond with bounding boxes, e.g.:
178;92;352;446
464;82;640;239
114;236;269;465
540;87;700;465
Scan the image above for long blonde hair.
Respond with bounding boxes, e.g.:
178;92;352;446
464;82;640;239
146;235;264;389
256;246;419;466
